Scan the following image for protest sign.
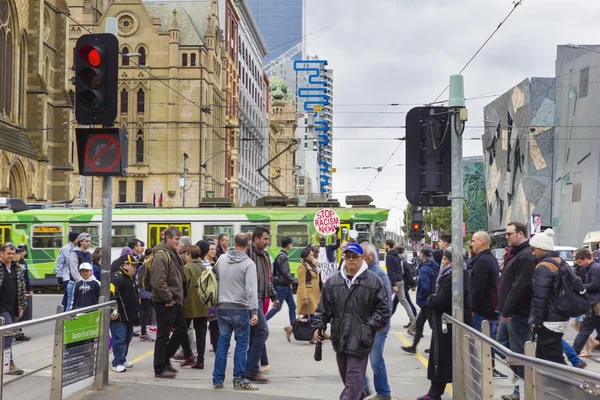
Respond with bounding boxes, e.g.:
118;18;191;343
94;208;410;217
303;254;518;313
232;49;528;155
313;209;340;236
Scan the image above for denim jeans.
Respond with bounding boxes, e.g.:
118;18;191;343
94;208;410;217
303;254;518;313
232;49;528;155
497;315;532;394
61;281;69;311
212;309;251;385
472;314;498;339
265;285;296;325
573;311;600;354
66;281;76;311
364;324;391;398
247;301;269;374
110;321;133;367
562;339;583;367
0;312;15;361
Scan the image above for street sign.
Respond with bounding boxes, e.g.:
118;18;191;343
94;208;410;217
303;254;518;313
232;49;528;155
76;128;128;176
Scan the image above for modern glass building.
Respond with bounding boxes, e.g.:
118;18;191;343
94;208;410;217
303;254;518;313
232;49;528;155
247;0;303;65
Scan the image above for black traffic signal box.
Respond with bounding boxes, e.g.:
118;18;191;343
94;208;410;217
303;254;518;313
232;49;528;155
75;33;119;126
405;107;452;207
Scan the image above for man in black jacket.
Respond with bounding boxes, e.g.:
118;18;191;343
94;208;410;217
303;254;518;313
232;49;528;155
496;222;535;400
386;240;415;326
573;248;600;354
266;237;297;326
469;232;500;340
313;243;390;400
529;228;570;364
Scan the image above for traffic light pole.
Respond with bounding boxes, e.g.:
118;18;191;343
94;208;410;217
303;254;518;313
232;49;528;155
449;74;466;399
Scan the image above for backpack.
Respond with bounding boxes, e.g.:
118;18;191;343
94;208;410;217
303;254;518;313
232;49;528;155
142;250;171;293
545;259;589;318
197;266;218;307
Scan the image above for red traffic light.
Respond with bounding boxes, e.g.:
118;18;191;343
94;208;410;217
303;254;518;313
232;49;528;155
79;45;103;67
412;223;421;230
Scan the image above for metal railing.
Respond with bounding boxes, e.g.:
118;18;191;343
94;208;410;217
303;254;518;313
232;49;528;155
444;313;600;400
0;299;115;400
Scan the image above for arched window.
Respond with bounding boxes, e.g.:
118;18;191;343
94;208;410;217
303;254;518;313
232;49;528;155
0;28;5;114
190;53;196;66
120;89;128;114
136;129;144;163
136;89;145;114
122;47;129;66
182;53;187;66
138;47;146;66
18;35;26;122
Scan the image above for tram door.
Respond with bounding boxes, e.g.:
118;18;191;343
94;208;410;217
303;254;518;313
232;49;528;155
0;225;11;244
147;224;191;248
337;223;351;264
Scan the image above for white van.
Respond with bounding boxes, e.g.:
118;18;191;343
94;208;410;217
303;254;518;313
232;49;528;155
554;246;577;268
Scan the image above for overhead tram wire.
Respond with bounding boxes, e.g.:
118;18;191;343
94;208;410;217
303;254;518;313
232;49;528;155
431;0;524;103
362;141;403;194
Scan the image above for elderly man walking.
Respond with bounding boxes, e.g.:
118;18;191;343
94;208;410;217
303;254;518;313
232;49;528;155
313;243;390;400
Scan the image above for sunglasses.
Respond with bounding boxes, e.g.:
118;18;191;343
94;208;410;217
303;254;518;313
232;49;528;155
345;253;363;260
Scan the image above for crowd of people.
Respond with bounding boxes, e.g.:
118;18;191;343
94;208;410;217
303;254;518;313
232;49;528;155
0;219;596;399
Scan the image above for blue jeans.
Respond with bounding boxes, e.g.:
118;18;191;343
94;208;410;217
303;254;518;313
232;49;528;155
66;281;76;311
364;324;391;398
563;339;583;367
497;315;532;394
61;281;69;311
212;309;250;385
0;312;15;361
247;302;269;374
472;314;498;339
265;286;296;324
110;321;133;367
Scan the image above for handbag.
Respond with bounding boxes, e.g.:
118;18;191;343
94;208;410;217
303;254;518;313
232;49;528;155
292;315;313;341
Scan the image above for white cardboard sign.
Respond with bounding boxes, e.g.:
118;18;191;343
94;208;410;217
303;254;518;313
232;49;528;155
313;208;340;236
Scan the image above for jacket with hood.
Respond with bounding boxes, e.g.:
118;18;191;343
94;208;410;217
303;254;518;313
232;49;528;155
150;242;185;305
416;259;440;308
530;252;571;326
73;275;101;309
216;250;259;316
272;249;297;287
385;249;403;284
496;240;536;318
312;261;390;357
183;258;209;318
110;266;140;323
469;248;500;319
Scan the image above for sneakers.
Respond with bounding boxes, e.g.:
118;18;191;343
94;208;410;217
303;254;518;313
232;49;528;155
14;333;31;342
259;365;271;374
111;365;126;373
373;396;392;400
575;361;587;369
233;376;259;390
165;364;178;373
403;323;411;328
417;395;441;400
148;327;157;332
7;362;23;375
401;345;416;354
172;352;185;360
213;383;224;389
124;361;134;368
140;334;154;342
180;356;195;367
245;372;270;383
406;328;415;337
493;369;508;379
191;363;204;369
501;394;520;400
155;370;176;379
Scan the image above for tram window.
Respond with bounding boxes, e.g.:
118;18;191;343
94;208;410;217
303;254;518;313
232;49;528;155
204;225;234;239
240;224;271;246
276;224;309;247
112;225;135;248
70;225;100;246
31;225;63;248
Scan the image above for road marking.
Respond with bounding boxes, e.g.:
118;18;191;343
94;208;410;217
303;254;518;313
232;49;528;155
109;349;154;375
395;332;453;397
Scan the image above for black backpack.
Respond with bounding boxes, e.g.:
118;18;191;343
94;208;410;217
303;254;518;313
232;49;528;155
545;259;589;318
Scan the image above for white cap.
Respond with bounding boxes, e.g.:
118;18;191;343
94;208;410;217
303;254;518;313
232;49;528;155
530;228;555;251
79;262;93;271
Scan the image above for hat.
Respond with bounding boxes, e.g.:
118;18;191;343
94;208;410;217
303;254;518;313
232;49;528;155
433;249;443;264
15;247;24;254
120;247;134;257
530;228;555;251
123;255;140;265
79;262;93;271
443;248;453;262
343;242;364;256
77;233;91;243
420;245;434;259
69;231;80;243
17;244;27;251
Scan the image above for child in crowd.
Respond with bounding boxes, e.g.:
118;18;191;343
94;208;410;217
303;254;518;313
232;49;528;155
73;262;101;309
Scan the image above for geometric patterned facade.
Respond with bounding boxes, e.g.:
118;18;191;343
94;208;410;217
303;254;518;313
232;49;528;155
482;77;556;239
463;156;488;233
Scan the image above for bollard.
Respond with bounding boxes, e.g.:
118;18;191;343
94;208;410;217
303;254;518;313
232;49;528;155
0;317;5;400
524;341;536;400
480;320;494;399
94;296;109;389
49;305;64;400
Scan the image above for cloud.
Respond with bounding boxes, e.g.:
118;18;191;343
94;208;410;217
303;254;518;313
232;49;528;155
302;0;600;228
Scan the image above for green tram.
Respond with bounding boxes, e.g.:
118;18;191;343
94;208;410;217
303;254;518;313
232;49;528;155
0;197;389;287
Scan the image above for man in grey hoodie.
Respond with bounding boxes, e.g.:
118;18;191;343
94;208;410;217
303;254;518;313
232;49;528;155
212;233;260;391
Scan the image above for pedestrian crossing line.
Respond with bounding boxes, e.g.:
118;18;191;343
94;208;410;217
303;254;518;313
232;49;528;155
395;332;453;397
109;350;154;375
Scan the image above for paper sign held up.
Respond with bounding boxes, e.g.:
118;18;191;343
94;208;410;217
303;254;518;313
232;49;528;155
313;208;340;235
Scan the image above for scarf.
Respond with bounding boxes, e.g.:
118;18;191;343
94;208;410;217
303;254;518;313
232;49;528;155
436;264;452;292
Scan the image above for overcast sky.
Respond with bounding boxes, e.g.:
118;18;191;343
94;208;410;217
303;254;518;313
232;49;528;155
303;0;600;232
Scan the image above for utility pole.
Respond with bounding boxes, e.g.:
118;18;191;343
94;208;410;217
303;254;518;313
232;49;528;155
183;153;189;207
449;74;466;400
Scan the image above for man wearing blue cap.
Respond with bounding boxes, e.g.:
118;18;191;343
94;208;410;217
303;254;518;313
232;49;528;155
313;242;390;400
